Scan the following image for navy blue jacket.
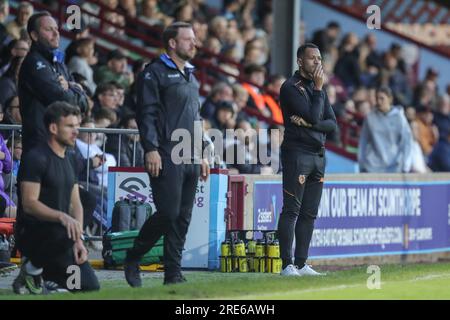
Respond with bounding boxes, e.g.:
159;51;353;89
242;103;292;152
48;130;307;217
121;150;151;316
136;54;202;159
18;42;88;154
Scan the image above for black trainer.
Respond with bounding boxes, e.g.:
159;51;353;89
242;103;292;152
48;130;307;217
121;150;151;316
124;259;142;288
164;274;186;285
12;262;45;295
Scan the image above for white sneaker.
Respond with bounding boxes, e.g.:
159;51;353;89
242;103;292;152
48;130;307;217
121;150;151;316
280;264;301;276
296;264;324;276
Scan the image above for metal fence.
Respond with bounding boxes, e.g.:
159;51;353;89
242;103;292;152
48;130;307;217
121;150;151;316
0;124;141;239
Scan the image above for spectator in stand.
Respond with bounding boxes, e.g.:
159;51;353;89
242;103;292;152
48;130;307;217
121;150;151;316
94;49;132;91
406;106;430;173
243;38;268;67
265;74;285;124
242;45;261;67
92;82;120;117
0;56;24;107
322;58;348;102
100;0;125;37
232;83;251;123
311;21;340;61
109;81;129;117
226;119;271;174
324;84;343;146
138;0;173;28
413;68;439;110
189;0;210;23
433;94;450;139
0;39;29;76
0;128;15;217
210;100;235;135
242;64;271;118
67;37;97;94
3;95;21;124
106;113;144;167
0;96;21;140
358;86;413;173
388;43;407;74
117;0;138;38
204;36;222;57
325;84;344;119
222;0;244;23
93;107;117;148
64;18;92;65
334;32;361;92
76;118;116;188
413;106;438;158
0;0;10;54
219;46;241;82
209;16;228;46
6;2;33;40
222;18;244;57
93;106;117;130
124;59;148;113
200;81;234;121
362;34;383;70
428;131;450;172
174;1;194;23
3;135;21;206
201;36;224;82
118;0;137;18
358;35;381;88
380;52;411;107
192;20;207;48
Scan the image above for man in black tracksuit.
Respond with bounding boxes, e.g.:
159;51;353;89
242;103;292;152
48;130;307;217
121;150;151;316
18;11;87;155
278;43;337;276
124;22;210;287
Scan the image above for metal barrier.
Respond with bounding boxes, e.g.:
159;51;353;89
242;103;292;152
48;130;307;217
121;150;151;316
0;124;140;239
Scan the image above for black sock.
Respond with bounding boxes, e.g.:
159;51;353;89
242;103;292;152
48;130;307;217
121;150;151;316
294;259;306;268
282;259;292;269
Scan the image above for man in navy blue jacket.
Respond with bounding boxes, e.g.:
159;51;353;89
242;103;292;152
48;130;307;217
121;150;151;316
124;22;209;287
18;11;87;155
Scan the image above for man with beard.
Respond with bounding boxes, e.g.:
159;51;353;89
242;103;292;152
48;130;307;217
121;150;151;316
124;22;210;287
277;43;336;276
18;11;87;155
12;102;99;294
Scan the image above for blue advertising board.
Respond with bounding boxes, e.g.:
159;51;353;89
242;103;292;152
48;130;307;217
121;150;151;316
253;180;450;258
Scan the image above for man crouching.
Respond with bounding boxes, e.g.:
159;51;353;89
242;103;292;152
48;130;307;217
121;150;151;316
13;101;99;294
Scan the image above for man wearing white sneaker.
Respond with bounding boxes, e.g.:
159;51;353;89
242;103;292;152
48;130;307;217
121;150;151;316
278;43;336;277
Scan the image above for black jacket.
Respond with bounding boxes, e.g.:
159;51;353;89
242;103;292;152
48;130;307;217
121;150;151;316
280;71;337;153
18;42;88;154
136;54;202;159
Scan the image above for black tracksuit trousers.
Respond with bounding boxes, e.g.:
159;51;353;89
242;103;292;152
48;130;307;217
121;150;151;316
16;222;100;292
277;147;325;269
127;159;200;280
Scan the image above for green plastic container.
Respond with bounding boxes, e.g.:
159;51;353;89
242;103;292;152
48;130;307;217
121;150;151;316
102;230;163;269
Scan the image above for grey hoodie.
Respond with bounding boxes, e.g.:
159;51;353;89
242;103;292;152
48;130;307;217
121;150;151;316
358;106;413;173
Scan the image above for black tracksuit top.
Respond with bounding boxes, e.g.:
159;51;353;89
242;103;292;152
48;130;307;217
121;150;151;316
280;71;337;153
18;42;88;154
136;54;202;159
